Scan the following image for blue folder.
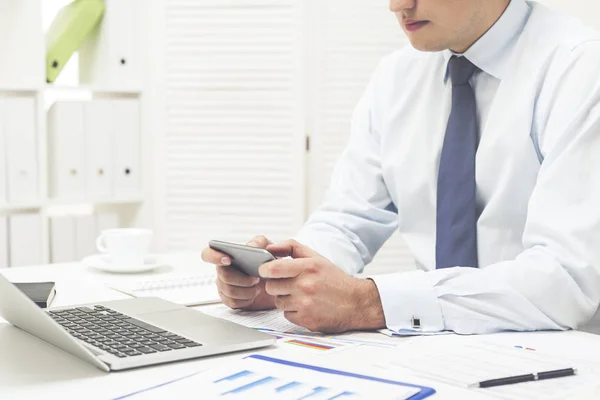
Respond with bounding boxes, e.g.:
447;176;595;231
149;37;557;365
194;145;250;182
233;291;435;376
114;354;435;400
249;354;436;400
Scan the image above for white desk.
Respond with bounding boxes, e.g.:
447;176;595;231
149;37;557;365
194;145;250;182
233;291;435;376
2;258;600;400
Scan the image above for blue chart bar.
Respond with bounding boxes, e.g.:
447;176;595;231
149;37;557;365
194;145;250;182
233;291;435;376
214;370;253;383
276;381;303;393
298;386;329;399
222;377;277;395
327;392;355;399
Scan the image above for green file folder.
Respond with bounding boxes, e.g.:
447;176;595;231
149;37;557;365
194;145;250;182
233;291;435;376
45;0;105;83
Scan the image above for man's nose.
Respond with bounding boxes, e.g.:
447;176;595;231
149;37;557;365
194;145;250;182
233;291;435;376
390;0;416;12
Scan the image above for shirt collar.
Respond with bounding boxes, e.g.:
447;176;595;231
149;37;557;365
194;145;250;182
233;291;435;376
443;0;531;82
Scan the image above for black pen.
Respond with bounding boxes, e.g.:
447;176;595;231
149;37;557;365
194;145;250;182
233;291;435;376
469;368;577;389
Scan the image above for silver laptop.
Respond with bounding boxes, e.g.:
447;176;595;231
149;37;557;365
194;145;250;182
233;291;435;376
0;273;275;372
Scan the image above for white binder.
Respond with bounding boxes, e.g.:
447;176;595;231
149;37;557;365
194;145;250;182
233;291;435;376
0;97;39;203
79;0;139;88
49;216;76;263
75;214;96;259
47;102;86;200
0;216;7;269
0;117;6;205
95;212;120;235
0;2;44;88
8;213;42;267
113;100;141;198
84;101;114;199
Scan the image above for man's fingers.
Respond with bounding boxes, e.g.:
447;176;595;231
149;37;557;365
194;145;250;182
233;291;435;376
216;278;260;300
217;265;260;287
218;289;255;310
247;235;270;248
259;258;306;279
201;247;231;266
264;278;295;296
267;240;319;259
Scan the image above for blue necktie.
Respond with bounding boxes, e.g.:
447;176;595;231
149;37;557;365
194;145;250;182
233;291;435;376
436;56;479;269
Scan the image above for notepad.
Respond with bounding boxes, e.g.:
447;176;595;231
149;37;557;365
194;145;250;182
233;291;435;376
107;274;221;306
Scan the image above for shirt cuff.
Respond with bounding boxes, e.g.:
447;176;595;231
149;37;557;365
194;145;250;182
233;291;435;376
369;270;445;332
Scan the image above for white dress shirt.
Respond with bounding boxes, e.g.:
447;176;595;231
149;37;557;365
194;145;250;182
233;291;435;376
295;0;600;334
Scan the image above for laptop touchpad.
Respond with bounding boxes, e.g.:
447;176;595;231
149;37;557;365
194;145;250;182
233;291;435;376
142;308;212;330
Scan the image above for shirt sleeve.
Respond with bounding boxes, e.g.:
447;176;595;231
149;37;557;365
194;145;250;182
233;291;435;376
374;42;600;334
294;57;398;275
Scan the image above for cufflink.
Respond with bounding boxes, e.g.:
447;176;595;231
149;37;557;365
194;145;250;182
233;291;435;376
411;316;422;330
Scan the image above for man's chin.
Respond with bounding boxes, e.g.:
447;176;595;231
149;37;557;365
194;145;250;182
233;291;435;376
407;37;449;52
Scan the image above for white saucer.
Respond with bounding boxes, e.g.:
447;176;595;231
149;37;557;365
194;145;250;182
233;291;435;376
82;254;166;273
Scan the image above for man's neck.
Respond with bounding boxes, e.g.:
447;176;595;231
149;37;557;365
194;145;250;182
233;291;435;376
451;0;512;53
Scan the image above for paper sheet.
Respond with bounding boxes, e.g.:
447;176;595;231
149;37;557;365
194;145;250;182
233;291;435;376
115;355;422;400
384;336;600;400
201;304;409;348
200;304;310;333
277;335;358;354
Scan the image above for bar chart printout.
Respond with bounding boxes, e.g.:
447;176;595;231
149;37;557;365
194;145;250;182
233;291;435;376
122;355;423;399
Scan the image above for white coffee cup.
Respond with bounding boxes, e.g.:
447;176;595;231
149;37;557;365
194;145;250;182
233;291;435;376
96;229;153;266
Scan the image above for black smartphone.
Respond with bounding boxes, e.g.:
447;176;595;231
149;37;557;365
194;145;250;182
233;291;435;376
208;240;276;278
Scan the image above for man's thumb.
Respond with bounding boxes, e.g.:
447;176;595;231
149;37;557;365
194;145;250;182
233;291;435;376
267;240;318;259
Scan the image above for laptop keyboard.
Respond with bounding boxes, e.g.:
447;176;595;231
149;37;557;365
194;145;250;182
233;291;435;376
47;305;202;358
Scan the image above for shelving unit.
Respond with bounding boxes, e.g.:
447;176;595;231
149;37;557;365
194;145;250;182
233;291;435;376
0;87;40;93
0;197;144;212
0;86;141;95
0;203;44;213
44;84;142;95
0;0;149;267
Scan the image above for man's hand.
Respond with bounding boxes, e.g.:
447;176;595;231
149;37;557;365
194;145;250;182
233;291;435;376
260;240;386;333
201;235;276;311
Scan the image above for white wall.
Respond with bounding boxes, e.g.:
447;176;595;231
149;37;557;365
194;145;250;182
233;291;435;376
539;0;600;29
158;0;306;253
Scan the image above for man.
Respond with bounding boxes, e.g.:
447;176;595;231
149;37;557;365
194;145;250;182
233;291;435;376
202;0;600;335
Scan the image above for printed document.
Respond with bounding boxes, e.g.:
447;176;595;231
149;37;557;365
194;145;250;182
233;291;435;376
384;335;600;400
200;304;310;333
